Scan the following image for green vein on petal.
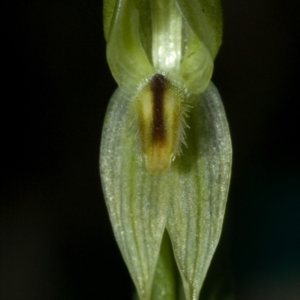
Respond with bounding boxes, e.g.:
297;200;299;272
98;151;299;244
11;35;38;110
166;82;232;300
100;87;172;300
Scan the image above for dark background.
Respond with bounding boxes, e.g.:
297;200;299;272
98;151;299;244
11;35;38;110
1;1;300;299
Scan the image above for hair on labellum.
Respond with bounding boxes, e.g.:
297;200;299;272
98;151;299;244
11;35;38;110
132;73;190;174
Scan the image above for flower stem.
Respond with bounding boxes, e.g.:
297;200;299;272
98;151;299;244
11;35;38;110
151;231;177;300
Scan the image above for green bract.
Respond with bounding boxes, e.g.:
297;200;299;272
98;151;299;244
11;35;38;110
100;1;231;300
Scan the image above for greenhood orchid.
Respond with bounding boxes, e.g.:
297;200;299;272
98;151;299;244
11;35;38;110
100;1;232;299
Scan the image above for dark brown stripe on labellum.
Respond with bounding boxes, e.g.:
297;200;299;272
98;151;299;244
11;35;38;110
150;74;166;143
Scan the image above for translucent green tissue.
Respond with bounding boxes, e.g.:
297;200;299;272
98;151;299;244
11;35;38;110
100;1;231;299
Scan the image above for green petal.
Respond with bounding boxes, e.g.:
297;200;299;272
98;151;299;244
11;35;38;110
165;82;232;300
103;0;117;40
176;0;223;58
134;0;153;63
105;0;153;90
179;22;213;94
100;87;171;300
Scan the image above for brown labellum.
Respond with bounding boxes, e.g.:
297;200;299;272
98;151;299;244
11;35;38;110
133;74;188;174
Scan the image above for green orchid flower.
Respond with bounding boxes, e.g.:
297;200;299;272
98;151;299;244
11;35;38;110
100;1;232;299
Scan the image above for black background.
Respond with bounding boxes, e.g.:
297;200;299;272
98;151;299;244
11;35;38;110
1;1;300;299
